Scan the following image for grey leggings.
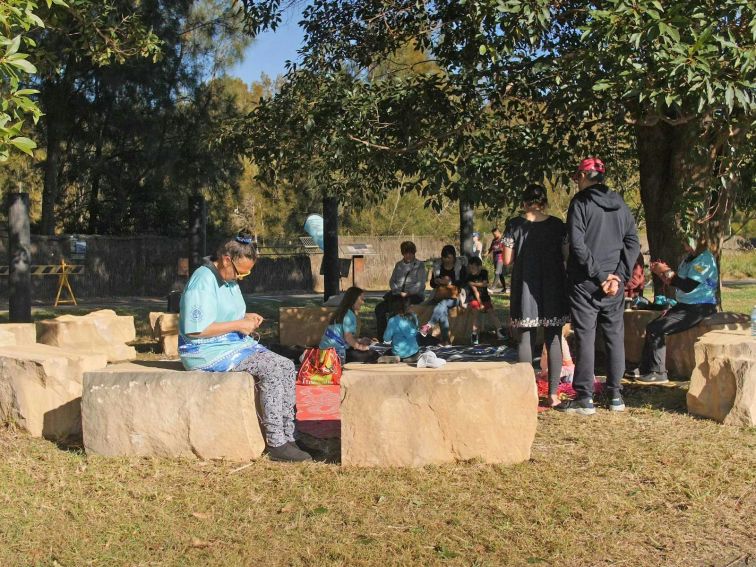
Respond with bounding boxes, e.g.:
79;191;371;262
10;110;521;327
518;326;563;397
233;349;296;448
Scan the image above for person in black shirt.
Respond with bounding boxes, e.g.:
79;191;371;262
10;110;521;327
419;245;466;345
464;256;505;344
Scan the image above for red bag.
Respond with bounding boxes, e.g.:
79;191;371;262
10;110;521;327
296;347;343;385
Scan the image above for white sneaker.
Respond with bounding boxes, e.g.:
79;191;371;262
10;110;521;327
417;351;447;368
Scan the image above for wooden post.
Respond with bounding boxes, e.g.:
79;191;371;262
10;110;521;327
322;195;340;301
188;195;207;274
7;192;32;322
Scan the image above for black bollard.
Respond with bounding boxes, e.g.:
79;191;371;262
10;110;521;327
188;195;207;274
8;192;32;322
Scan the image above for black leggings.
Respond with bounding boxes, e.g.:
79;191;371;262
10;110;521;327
518;326;563;396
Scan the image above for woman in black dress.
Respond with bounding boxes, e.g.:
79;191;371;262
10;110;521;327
503;184;570;407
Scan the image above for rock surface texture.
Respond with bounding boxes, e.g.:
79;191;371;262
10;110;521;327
37;309;137;362
340;361;537;467
149;312;179;357
0;344;107;439
0;323;37;346
409;304;477;345
687;329;755;427
82;363;265;460
622;310;749;378
279;307;340;346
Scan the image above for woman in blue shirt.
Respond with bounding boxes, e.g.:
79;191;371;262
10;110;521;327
179;236;311;462
631;236;718;383
319;286;378;363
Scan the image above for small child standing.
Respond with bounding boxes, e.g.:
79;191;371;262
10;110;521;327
383;295;421;362
464;257;506;344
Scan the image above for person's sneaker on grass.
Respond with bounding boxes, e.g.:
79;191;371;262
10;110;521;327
554;398;596;416
419;323;432;337
607;394;626;412
636;371;669;384
267;442;312;462
496;328;507;341
624;366;640;379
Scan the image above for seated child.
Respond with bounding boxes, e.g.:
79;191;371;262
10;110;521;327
383;295;421;362
464;256;506;345
319;286;379;364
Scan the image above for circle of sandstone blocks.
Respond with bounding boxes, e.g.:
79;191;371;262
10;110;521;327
82;362;266;461
339;361;538;467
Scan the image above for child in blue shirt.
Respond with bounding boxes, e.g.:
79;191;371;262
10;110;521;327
384;295;421;362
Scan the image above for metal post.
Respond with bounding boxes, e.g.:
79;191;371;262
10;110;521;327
188;195;207;273
322;195;340;301
8;192;32;322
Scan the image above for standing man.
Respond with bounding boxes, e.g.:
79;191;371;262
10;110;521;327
556;157;640;416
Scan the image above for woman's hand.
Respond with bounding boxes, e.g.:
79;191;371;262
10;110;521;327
237;315;262;336
650;261;671;277
435;276;451;286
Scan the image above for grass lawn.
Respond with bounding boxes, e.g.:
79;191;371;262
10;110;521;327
0;286;754;565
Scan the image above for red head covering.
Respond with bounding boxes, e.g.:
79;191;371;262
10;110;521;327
573;157;605;179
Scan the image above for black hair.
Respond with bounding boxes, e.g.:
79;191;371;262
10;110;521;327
400;241;417;255
522;184;548;208
468;256;483;267
389;294;412;319
331;286;364;325
441;244;457;258
585;170;605;183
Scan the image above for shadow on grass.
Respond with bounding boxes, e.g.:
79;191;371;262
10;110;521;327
621;381;689;413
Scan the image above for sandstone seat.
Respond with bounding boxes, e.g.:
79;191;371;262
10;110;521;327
148;312;179;357
0;344;108;440
687;329;755;426
279;306;358;346
37;309;137;362
410;304;479;345
340;361;537;467
621;310;749;378
0;323;36;346
82;362;265;461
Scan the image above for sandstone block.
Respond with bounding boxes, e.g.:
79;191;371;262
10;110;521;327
622;310;661;363
148;313;179;357
82;363;265;460
687;329;756;427
279;306;345;346
340;361;537;467
0;344;108;439
37;309;137;362
0;323;37;346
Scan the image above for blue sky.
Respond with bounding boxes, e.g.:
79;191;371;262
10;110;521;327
227;4;306;85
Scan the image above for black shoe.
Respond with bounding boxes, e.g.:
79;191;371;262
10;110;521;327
267;442;313;462
636;371;669;384
471;332;479;346
607;394;626;412
624;367;640;379
554;398;596;416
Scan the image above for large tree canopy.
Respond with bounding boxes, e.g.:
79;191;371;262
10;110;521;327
239;0;755;274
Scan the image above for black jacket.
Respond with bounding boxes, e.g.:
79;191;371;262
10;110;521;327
567;183;640;286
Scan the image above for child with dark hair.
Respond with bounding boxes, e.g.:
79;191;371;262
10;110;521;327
319;286;379;364
383;294;421;362
419;244;467;345
464;256;505;344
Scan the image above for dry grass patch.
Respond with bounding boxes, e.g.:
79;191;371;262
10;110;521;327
1;384;754;566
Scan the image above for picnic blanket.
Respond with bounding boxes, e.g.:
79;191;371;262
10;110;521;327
369;342;519;362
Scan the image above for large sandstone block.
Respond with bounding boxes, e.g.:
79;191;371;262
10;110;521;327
619;310;748;378
687;329;756;426
340;361;537;467
0;323;37;346
148;312;179;357
0;344;108;439
37;309;137;362
279;306;342;346
82;363;265;461
410;304;478;345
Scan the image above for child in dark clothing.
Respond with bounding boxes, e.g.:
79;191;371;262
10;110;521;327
464;257;505;344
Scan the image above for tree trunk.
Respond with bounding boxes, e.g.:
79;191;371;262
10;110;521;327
322;195;340;301
41;109;60;235
635;122;691;295
459;199;474;257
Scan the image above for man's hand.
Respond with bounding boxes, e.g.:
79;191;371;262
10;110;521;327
399;291;408;297
601;274;621;297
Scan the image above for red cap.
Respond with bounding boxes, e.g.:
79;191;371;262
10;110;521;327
576;157;605;174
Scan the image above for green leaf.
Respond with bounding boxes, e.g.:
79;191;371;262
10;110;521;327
7;57;36;74
479;44;487;55
592;81;612;91
725;85;734;112
6;35;21;56
9;136;36;155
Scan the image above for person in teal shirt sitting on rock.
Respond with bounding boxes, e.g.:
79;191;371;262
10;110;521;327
319;286;378;364
179;235;311;462
628;234;719;384
384;294;421;362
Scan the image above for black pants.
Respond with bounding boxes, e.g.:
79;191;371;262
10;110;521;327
345;348;380;364
641;303;716;374
569;281;625;400
374;293;424;339
518;326;563;396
